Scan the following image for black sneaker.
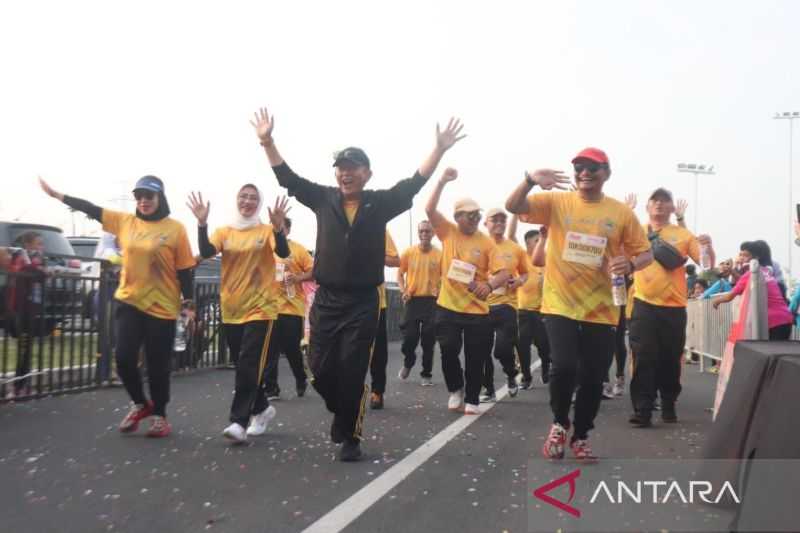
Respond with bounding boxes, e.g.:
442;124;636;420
520;377;533;390
339;439;363;462
330;419;345;444
507;376;519;397
541;363;550;384
629;412;652;428
267;389;281;401
661;404;678;423
296;381;307;398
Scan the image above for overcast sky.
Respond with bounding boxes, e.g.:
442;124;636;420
2;1;799;276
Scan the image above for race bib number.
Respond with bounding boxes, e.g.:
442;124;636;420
562;232;607;269
275;262;286;282
447;259;477;284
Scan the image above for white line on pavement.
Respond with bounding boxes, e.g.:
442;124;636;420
302;360;543;533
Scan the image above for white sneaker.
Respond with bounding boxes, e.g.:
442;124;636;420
612;376;625;397
448;389;464;411
479;392;496;403
601;383;615;399
223;422;247;443
420;377;433;387
398;366;411;380
246;405;276;436
464;403;480;415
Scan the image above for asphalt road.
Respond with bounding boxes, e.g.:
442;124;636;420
0;342;724;533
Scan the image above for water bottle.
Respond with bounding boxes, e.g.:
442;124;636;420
611;273;627;306
286;280;296;299
700;244;712;270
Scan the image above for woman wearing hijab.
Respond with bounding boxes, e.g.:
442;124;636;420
39;175;195;437
187;184;291;443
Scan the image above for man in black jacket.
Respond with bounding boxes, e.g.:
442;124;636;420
251;107;465;461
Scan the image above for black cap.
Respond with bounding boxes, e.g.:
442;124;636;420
132;175;164;193
333;147;370;169
649;187;673;202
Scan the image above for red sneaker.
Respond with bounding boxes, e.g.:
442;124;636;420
146;416;171;438
542;423;568;460
570;438;597;462
119;401;154;433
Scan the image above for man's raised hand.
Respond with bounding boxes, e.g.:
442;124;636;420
250;107;275;146
440;167;459;183
436;118;466;152
526;169;571;191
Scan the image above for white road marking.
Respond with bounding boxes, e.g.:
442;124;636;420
302;360;543;533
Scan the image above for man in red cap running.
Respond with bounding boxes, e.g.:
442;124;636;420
506;147;652;461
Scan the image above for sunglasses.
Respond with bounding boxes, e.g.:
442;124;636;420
573;162;607;174
456;211;482;221
134;190;156;201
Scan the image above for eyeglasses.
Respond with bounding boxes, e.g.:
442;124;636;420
573;162;607;174
134;190;156;201
238;193;259;203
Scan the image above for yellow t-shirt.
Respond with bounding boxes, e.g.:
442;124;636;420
399;245;442;298
518;259;545;311
344;200;359;225
433;219;504;315
487;238;530;308
520;192;650;325
379;231;399;310
634;224;700;308
210;225;280;324
275;239;314;317
102;210;195;320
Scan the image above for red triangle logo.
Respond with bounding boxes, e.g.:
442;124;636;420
532;468;581;518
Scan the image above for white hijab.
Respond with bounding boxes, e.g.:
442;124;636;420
230;183;263;230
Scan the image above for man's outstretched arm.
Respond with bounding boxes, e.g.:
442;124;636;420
251;107;326;209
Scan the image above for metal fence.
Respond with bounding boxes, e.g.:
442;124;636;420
684;261;799;371
1;256;225;401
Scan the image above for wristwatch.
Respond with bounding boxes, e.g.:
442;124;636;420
524;171;536;187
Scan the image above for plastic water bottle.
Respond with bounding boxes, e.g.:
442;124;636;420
700;244;712;270
611;273;627;307
286;280;296;299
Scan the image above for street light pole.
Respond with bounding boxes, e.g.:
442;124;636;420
676;163;716;234
774;111;799;280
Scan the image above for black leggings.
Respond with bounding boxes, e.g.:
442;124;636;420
769;323;793;340
606;311;628;381
115;302;176;417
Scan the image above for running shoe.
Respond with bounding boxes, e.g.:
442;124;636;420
223;422;248;443
267;389;281;401
339;439;363;462
612;376;625;397
520;377;533;390
398;366;411;380
628;412;652;428
146;416;171;438
542;423;568;460
479;392;496;403
448;389;464;411
420;377;433;387
570;439;597;462
296;381;307;398
661;403;678;423
246;405;276;436
369;392;384;410
464;403;480;415
601;382;615;399
330;419;345;444
507;376;519;397
119;401;154;433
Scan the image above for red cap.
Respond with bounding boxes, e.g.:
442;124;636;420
571;147;609;165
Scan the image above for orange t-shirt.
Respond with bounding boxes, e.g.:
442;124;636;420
102;210;195;320
520;192;650;325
